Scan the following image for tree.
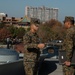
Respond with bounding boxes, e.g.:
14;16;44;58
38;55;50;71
17;27;26;38
8;25;26;39
38;19;63;42
0;22;5;29
8;25;18;38
0;27;11;42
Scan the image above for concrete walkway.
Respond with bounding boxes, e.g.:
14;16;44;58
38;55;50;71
48;63;63;75
39;58;63;75
0;45;7;48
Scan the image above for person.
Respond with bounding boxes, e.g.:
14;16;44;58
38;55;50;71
62;16;75;75
23;21;45;75
6;37;11;49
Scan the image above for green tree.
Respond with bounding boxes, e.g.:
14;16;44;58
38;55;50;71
8;25;18;38
17;27;26;38
0;22;5;29
8;25;26;39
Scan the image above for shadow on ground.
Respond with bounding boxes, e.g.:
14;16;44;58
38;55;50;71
38;61;57;75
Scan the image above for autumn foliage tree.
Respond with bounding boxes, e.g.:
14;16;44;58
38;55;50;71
0;27;12;42
38;19;63;42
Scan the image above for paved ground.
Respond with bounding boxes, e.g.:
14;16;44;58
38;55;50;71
38;58;63;75
0;45;7;48
48;63;63;75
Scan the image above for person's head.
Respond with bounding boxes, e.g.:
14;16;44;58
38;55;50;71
30;20;40;33
63;16;74;29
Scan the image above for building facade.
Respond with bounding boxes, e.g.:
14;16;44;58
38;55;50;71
0;13;7;22
25;6;58;22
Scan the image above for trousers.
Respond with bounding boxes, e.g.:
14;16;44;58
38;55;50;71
23;52;40;75
62;65;75;75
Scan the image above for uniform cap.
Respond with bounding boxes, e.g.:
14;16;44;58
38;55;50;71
63;16;74;23
31;19;40;27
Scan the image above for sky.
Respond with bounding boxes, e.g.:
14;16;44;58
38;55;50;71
0;0;75;22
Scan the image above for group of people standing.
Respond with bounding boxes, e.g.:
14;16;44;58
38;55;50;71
6;37;20;49
23;16;75;75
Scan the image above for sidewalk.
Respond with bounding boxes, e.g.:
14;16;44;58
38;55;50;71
39;58;63;75
0;45;7;48
48;63;63;75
